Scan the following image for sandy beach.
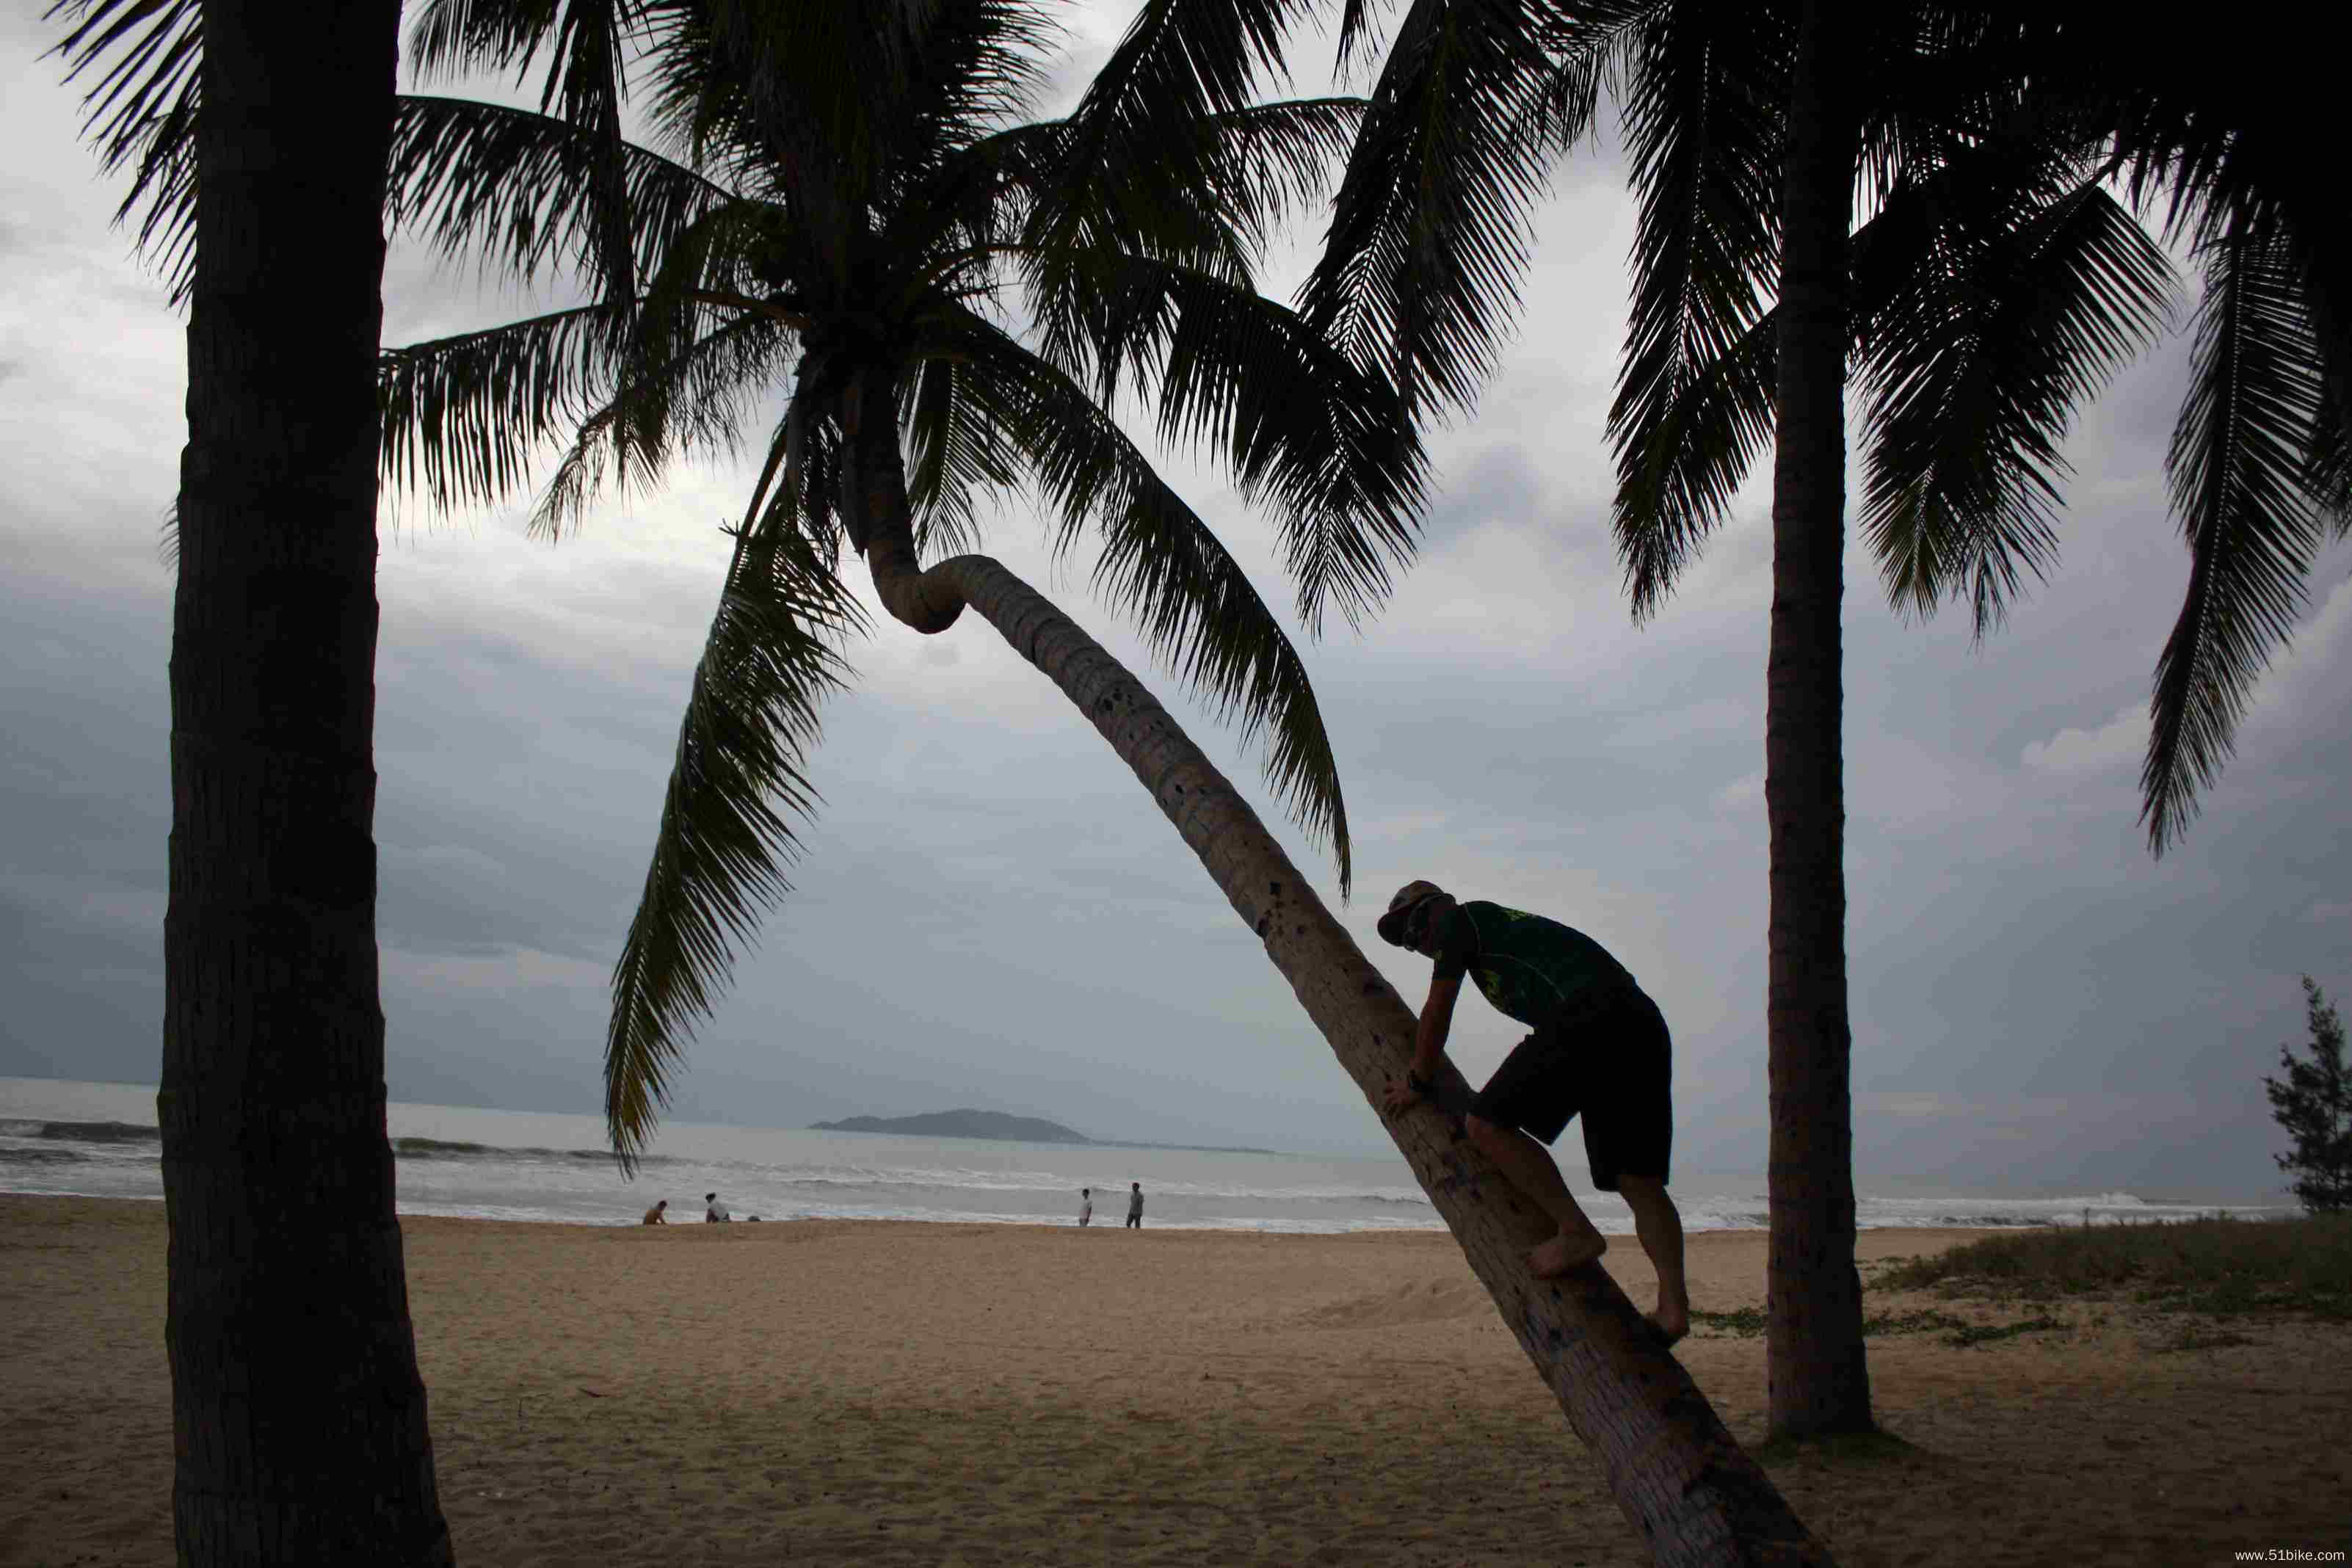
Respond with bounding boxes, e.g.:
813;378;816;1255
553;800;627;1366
2;1194;2344;1565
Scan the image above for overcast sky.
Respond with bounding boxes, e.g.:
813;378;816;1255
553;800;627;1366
2;7;2345;1199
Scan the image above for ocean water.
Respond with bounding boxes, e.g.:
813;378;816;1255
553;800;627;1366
0;1078;2292;1234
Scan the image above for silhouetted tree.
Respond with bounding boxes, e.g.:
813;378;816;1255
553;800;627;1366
50;0;454;1559
2266;977;2352;1213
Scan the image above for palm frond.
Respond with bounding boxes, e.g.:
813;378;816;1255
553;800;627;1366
606;516;862;1170
1019;250;1427;633
1608;1;1789;503
1015;98;1368;397
643;0;1050;241
2144;219;2327;854
408;0;650;309
930;308;1361;893
2310;385;2351;526
1021;0;1314;291
1333;0;1390;79
902;352;1023;561
1057;0;1310;177
531;308;799;539
1298;0;1566;418
378;300;791;523
1530;1;1649;153
1859;180;2174;633
388;94;739;291
1611;307;1776;617
46;0;203;302
380;302;637;515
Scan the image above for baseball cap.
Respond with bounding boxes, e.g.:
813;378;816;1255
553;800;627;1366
1375;880;1445;946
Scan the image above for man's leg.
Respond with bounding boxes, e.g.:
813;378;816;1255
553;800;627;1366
1466;1114;1608;1277
1616;1175;1689;1343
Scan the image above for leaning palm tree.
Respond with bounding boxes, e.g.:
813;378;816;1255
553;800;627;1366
1301;0;2191;1439
50;0;455;1561
380;1;1826;1558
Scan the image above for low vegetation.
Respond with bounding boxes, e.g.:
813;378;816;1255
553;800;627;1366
1877;1213;2352;1321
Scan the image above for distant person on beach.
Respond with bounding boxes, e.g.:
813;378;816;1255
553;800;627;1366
704;1192;731;1223
642;1199;668;1225
1125;1183;1143;1230
1376;879;1690;1344
1079;1188;1093;1227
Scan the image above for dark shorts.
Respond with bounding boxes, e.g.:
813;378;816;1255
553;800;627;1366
1467;986;1672;1191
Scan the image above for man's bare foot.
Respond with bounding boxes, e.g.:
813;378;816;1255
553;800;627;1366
1647;1306;1689;1346
1528;1230;1608;1278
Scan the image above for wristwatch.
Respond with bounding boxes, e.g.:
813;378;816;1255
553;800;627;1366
1405;1069;1434;1098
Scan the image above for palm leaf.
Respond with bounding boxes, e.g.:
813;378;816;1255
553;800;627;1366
606;515;862;1170
380;303;637;515
1612;307;1776;616
1017;97;1367;391
1608;0;1789;497
1299;0;1567;418
377;300;791;523
1054;0;1310;187
2144;218;2327;853
1859;179;2175;632
407;0;649;311
532;308;799;539
1019;250;1427;633
388;94;738;290
903;352;1024;561
46;0;203;302
929;308;1362;893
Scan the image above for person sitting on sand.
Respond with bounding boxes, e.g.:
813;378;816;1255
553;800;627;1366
642;1199;668;1225
704;1192;730;1223
1079;1188;1093;1227
1375;880;1690;1344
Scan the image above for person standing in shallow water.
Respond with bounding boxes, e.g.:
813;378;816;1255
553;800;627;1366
1125;1183;1143;1230
1078;1188;1093;1227
1375;880;1691;1344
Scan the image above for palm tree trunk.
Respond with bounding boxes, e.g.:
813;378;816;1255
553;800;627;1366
163;2;454;1561
846;379;1831;1564
1763;0;1873;1441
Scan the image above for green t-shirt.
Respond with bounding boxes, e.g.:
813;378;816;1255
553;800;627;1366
1431;901;1637;1028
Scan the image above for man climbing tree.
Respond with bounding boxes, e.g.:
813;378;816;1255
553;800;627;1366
1377;881;1691;1343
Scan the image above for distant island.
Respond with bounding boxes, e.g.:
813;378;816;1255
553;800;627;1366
808;1108;1277;1155
809;1109;1090;1144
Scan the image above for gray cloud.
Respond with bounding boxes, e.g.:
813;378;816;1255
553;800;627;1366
3;15;2347;1195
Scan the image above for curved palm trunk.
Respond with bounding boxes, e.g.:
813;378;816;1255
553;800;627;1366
845;384;1829;1564
163;2;454;1561
1763;0;1873;1440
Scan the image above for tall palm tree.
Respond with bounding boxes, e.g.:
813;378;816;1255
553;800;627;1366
1302;0;2193;1437
1589;4;2342;1430
379;1;1828;1557
51;0;455;1561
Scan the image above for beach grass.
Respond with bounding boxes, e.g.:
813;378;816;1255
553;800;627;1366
1691;1303;2067;1347
1876;1212;2352;1320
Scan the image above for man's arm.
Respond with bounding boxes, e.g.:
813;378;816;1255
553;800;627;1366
1382;965;1468;1117
1412;966;1464;1079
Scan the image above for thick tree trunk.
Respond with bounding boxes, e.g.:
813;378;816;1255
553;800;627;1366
845;385;1829;1562
1763;0;1873;1441
163;2;454;1562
